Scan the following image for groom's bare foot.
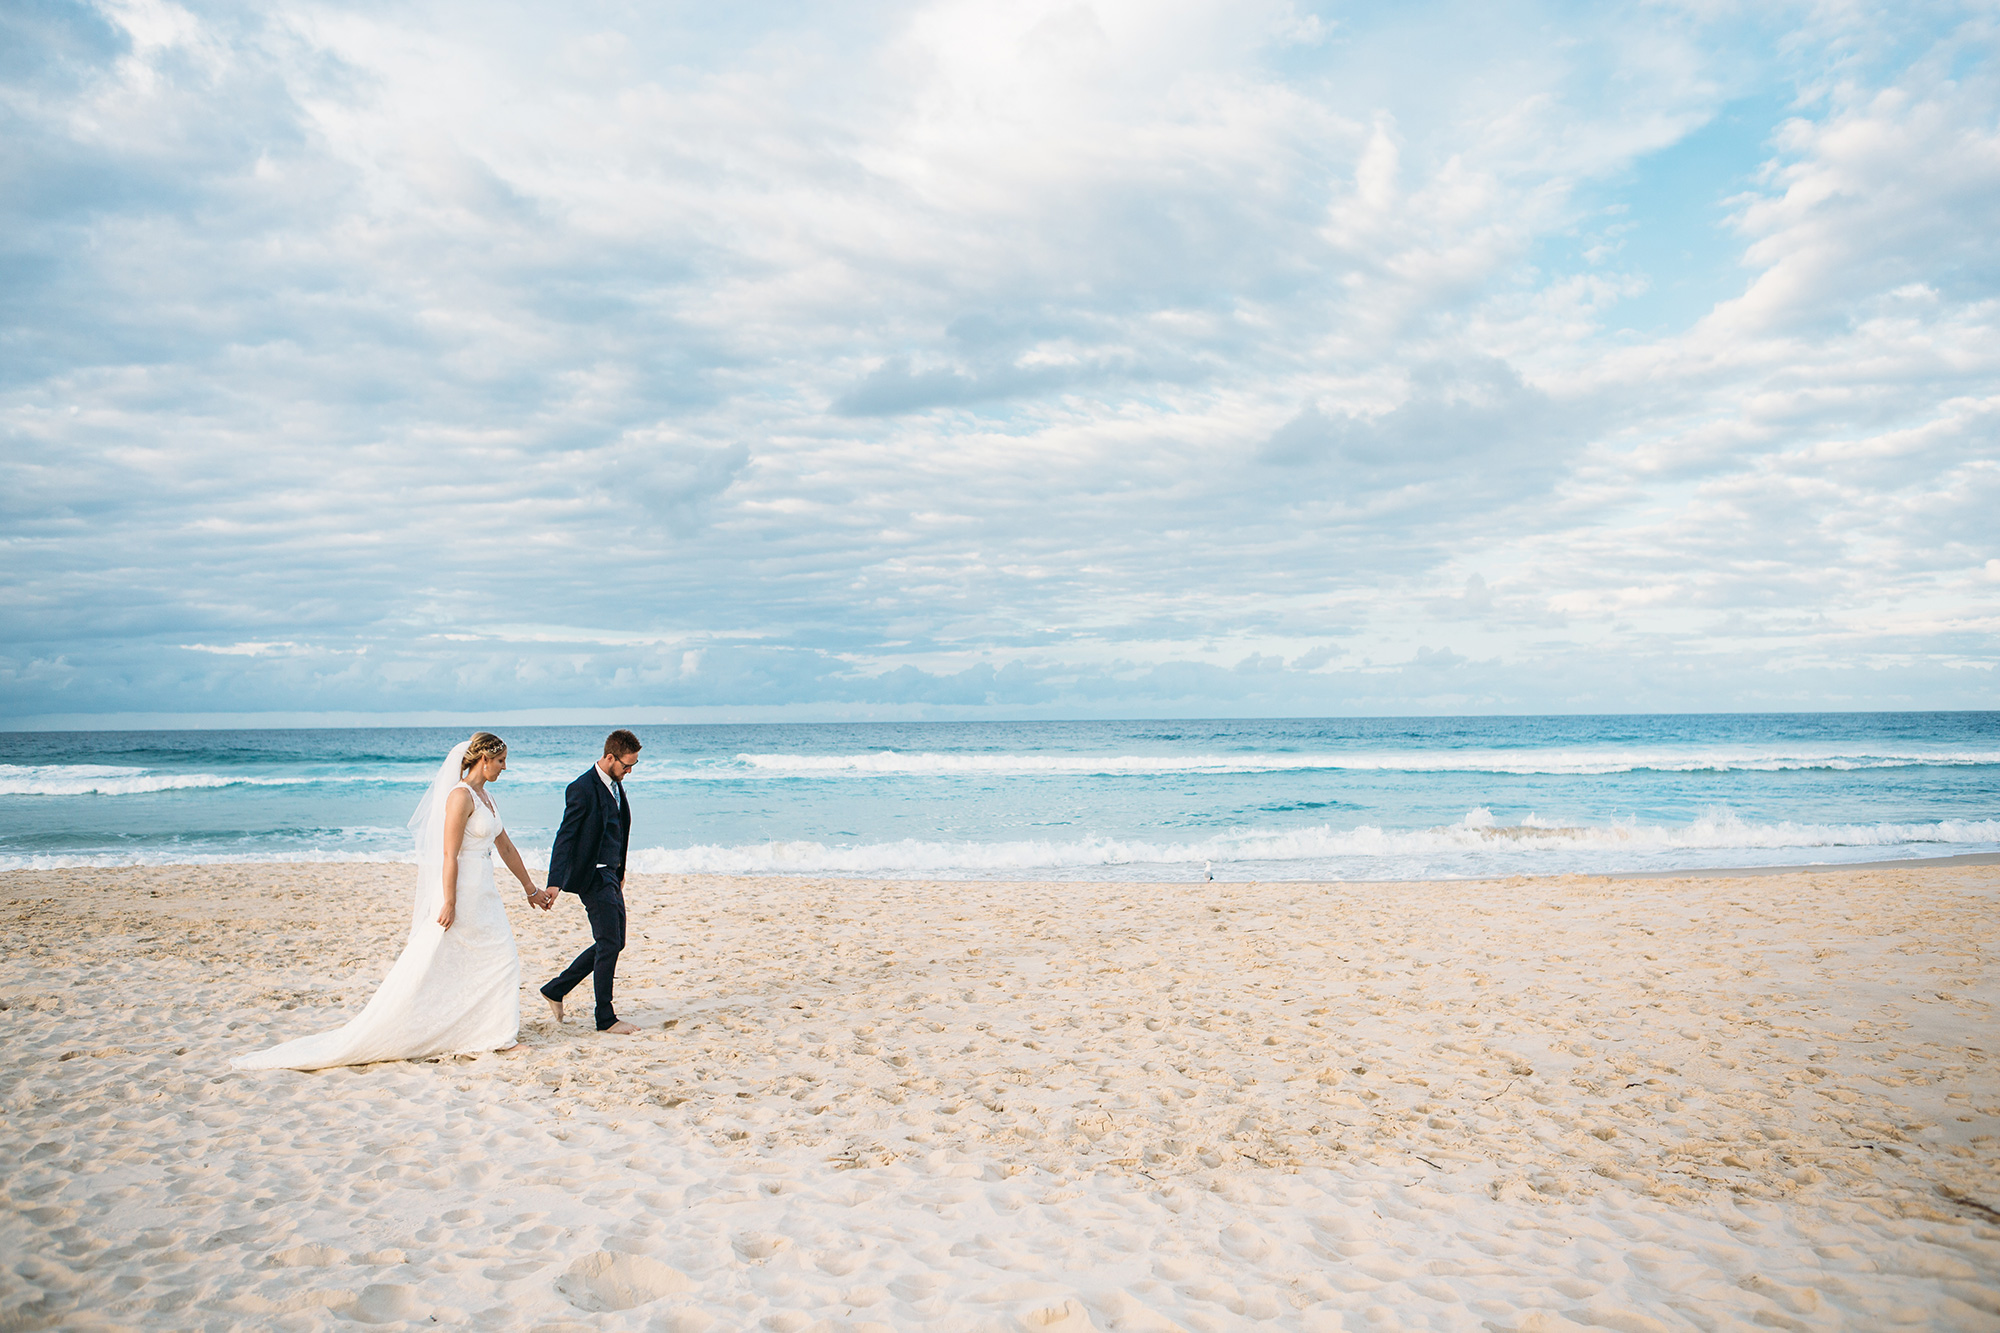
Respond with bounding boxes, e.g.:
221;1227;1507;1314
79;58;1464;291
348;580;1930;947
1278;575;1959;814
545;996;564;1024
602;1020;639;1035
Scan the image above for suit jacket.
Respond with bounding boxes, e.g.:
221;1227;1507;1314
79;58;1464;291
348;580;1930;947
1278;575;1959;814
547;767;631;895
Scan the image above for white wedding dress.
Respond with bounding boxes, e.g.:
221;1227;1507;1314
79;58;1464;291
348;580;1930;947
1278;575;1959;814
236;768;521;1071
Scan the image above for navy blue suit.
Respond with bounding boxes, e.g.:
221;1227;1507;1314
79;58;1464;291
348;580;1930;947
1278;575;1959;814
541;767;631;1030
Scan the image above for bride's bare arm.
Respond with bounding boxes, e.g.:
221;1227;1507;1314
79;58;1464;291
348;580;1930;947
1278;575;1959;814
493;831;542;906
440;788;474;928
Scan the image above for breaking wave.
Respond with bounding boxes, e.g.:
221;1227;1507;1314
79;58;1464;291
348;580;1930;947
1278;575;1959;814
627;810;2000;878
0;847;419;871
0;764;328;797
11;744;1994;797
8;809;1993;875
731;747;2000;779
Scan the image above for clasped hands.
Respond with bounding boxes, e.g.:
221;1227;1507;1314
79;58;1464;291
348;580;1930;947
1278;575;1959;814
522;884;558;911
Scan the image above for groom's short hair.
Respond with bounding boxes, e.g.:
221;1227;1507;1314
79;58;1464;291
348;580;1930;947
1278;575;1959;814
604;729;642;758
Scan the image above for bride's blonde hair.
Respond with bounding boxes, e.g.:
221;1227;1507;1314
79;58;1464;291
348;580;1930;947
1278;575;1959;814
460;731;507;775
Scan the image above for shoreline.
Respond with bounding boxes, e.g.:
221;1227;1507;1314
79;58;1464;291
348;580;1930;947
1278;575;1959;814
1605;849;2000;878
4;860;1996;1328
6;847;1999;882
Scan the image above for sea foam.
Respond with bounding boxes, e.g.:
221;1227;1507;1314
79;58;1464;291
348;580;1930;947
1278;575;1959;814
8;746;1992;798
729;747;2000;779
625;811;2000;878
7;810;1993;875
0;764;327;797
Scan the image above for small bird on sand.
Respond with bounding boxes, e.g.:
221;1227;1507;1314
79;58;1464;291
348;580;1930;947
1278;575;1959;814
1204;861;1214;881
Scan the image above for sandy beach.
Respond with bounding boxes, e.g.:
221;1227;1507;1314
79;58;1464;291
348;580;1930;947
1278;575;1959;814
2;862;1996;1331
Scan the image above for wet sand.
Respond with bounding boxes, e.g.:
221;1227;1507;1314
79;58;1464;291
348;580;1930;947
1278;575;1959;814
2;862;1997;1330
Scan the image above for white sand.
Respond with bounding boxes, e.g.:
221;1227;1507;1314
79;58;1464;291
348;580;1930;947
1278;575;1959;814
2;863;1997;1331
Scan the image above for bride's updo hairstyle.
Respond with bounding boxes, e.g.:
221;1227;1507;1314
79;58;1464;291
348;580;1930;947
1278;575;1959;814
460;731;507;775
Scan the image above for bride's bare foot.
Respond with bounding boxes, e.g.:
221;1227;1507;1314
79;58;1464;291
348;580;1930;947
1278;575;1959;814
545;996;564;1024
602;1020;639;1035
499;1042;527;1054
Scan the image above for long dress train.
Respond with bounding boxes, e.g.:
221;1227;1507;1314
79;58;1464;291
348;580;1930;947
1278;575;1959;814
234;783;520;1071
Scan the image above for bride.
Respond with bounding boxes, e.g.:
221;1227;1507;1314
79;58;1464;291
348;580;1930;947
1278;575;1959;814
235;732;547;1071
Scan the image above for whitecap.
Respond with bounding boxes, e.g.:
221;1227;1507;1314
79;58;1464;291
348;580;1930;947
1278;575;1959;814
623;812;2000;878
724;747;2000;779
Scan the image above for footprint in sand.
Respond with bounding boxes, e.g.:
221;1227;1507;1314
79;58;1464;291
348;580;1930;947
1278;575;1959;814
268;1242;345;1268
350;1283;422;1324
731;1231;792;1261
554;1251;691;1312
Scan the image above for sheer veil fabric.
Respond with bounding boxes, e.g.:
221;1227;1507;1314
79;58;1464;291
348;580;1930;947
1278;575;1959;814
409;739;474;867
234;741;522;1071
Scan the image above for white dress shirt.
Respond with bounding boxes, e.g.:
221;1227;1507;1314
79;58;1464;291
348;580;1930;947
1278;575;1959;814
594;765;624;868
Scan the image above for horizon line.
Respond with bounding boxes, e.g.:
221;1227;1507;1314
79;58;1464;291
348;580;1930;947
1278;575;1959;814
3;705;1995;732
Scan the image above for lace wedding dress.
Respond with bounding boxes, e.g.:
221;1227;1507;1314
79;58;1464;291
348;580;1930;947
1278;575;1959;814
236;755;521;1071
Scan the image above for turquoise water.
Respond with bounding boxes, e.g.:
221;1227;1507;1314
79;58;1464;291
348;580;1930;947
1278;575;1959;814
1;714;1996;879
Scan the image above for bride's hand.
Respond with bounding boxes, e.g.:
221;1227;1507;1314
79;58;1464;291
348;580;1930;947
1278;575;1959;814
437;898;456;929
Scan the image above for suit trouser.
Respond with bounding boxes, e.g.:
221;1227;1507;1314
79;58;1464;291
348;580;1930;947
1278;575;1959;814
542;879;626;1030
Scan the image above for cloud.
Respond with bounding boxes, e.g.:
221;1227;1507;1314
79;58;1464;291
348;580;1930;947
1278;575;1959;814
0;0;1995;722
1716;29;2000;336
833;355;1085;416
1260;357;1580;508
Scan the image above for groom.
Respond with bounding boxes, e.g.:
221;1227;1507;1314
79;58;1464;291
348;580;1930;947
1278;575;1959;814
539;729;643;1035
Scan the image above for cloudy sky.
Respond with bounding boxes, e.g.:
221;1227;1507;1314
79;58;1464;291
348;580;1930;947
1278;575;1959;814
3;0;1997;725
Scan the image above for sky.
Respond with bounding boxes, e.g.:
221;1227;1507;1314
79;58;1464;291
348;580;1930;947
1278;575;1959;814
2;0;1997;726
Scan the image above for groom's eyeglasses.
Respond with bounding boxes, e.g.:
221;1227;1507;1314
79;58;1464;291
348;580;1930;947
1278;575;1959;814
608;754;640;778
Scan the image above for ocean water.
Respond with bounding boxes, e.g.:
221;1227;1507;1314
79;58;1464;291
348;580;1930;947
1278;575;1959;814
1;714;1996;880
